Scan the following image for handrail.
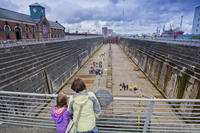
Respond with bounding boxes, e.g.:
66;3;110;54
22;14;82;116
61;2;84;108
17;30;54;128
125;36;200;46
1;91;200;133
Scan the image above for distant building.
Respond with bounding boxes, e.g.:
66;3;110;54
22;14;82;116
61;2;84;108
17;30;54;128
102;27;115;37
102;27;108;37
192;6;200;34
0;3;65;40
107;29;113;36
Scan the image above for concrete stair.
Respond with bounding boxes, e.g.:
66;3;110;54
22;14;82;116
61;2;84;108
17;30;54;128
0;37;103;92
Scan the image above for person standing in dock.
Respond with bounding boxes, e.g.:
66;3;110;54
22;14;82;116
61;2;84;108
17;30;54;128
129;84;133;91
120;84;123;91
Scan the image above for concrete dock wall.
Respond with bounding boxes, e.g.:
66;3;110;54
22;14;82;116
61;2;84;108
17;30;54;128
0;37;103;93
119;38;200;99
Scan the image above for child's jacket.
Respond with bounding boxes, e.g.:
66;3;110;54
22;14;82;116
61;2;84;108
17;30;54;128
51;106;72;133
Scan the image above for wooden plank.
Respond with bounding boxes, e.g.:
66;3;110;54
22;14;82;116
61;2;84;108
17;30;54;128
76;75;96;78
83;80;94;84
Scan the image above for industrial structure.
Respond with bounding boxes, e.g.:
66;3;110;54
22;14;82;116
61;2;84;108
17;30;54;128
102;27;114;37
160;16;184;38
0;3;65;40
0;37;200;132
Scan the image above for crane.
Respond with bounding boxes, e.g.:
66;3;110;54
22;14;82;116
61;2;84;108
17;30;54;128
180;16;183;30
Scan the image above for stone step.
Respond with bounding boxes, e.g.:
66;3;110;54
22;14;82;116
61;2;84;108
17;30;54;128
0;48;80;81
0;59;69;91
0;44;72;64
0;47;73;74
0;43;74;66
0;43;73;59
0;49;82;90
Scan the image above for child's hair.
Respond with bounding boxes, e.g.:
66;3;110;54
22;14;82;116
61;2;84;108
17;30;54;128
56;94;68;108
71;78;86;93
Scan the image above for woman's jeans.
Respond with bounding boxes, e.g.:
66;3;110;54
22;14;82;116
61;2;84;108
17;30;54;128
77;126;98;133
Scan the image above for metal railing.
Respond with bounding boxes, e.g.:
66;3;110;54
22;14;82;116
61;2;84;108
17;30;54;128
0;36;101;48
129;36;200;46
1;91;200;133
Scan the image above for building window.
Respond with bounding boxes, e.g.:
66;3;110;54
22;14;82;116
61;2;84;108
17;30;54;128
196;29;198;32
15;27;21;40
25;26;29;39
43;25;47;38
197;24;199;27
4;25;10;40
198;18;200;22
32;27;35;39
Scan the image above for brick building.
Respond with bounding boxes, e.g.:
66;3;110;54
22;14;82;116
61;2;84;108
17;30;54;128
0;3;65;40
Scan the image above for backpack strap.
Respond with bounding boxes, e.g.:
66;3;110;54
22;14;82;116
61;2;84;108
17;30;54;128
74;99;88;127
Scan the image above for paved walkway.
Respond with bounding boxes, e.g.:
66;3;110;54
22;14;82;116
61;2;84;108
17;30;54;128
61;44;109;94
111;44;161;98
61;44;161;98
54;44;182;126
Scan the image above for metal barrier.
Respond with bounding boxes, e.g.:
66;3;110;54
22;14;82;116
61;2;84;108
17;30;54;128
0;36;101;48
1;91;200;133
130;36;200;46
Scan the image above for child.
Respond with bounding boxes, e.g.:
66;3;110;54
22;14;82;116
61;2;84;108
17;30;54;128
51;94;72;133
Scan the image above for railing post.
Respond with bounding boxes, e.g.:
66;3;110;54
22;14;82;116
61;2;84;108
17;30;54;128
143;101;155;133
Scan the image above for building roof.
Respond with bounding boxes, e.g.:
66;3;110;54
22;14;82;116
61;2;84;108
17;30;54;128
49;21;65;30
0;7;65;30
0;8;35;24
29;3;44;8
33;19;41;23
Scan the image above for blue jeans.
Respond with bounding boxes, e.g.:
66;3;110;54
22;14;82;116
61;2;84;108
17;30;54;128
77;126;98;133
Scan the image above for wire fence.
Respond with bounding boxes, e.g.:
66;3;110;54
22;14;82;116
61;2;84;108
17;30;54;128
1;91;200;132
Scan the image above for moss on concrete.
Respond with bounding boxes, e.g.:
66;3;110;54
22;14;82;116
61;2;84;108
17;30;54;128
144;56;148;73
177;69;190;99
156;61;163;86
163;65;172;94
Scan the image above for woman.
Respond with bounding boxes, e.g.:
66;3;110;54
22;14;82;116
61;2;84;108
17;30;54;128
68;78;101;133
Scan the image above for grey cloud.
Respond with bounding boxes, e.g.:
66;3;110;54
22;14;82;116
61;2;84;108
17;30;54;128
0;0;19;10
1;0;199;34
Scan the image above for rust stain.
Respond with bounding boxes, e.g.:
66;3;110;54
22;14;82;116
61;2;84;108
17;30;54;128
133;67;140;71
155;95;163;98
138;75;146;79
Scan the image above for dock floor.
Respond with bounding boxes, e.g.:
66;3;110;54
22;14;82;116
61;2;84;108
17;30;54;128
61;44;162;98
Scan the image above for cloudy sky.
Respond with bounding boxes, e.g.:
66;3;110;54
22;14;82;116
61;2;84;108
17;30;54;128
1;0;200;34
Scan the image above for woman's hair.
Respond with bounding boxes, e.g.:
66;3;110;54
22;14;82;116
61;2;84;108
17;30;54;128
56;94;68;108
71;78;86;93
